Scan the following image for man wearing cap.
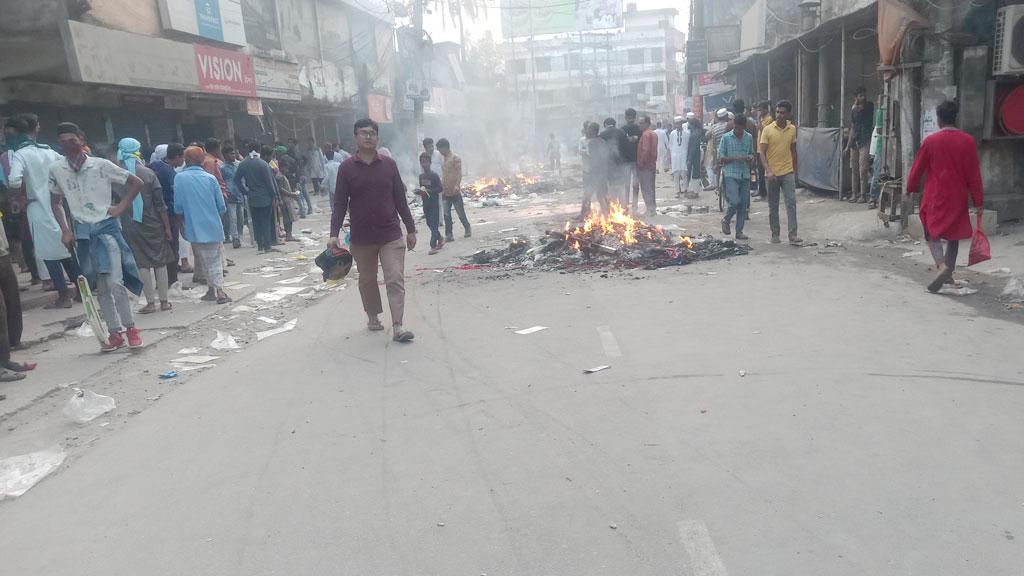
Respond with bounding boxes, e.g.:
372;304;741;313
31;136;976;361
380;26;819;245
707;108;731;194
685;112;705;196
654;120;670;173
49;122;146;352
668;116;690;196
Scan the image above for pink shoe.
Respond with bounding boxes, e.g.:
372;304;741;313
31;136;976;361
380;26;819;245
102;332;125;353
126;327;144;349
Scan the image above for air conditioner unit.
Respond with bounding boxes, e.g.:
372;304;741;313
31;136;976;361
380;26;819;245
994;5;1024;76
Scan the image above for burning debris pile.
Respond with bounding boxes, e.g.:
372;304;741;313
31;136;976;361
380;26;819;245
463;173;561;199
468;203;752;271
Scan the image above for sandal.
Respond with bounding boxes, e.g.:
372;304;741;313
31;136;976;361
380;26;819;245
0;369;26;383
367;320;385;331
4;361;36;372
138;303;157;314
392;329;415;343
160;301;173;311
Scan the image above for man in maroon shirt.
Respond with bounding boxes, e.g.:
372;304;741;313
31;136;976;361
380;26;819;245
329;119;417;342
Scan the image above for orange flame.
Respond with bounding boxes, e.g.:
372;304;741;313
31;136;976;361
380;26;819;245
564;201;668;250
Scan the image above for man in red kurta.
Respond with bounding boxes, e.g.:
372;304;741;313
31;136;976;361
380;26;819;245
906;101;983;293
636;116;659;216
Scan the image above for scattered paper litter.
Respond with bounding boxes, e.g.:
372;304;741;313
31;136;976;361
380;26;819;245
937;286;979;296
256;318;297;341
514;326;548;335
902;251;923;258
253;292;285;303
499;227;518;233
0;446;66;500
988;267;1012;275
232;305;255;313
210;330;241;350
177;347;201;355
583;365;610;374
260;273;281;278
172;355;220;365
276;275;308;285
175;364;216;372
256;316;278;325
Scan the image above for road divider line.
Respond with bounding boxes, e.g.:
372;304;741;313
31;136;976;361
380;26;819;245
678;520;729;576
596;325;622;357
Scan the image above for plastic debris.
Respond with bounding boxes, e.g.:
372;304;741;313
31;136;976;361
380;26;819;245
514;326;548;335
74;323;94;338
232;304;255;313
63;389;116;423
256;316;278;325
738;369;747;377
0;445;66;500
276;275;308;285
902;251;923;258
210;330;241;350
172;355;220;364
159;371;178;380
584;365;611;374
988;267;1012;275
177;347;201;355
253;292;285;303
937;286;979;296
256;318;298;341
999;276;1024;302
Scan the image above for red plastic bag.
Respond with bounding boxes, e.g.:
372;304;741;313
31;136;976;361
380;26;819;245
968;213;991;267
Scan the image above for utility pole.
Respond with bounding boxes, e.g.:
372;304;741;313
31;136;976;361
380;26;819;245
412;0;425;141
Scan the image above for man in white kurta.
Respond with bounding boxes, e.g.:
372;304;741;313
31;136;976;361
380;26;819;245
6;114;79;308
654;122;670;173
667;116;690;196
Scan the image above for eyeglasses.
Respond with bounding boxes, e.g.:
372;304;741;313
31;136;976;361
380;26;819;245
356;130;378;138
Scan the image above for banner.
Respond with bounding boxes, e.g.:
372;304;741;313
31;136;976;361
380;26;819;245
697;72;734;96
158;0;247;45
501;0;623;38
367;93;393;124
194;44;256;97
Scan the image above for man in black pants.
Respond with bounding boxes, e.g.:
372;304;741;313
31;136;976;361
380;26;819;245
0;218;31;381
233;145;279;253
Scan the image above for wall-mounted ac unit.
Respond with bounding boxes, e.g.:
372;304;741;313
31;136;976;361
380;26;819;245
994;5;1024;76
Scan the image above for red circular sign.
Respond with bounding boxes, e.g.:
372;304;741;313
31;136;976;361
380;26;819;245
1000;85;1024;135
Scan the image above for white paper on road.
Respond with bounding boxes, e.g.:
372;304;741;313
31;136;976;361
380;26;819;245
583;365;611;374
936;286;978;296
514;326;548;335
172;355;220;364
210;331;241;350
174;364;216;373
0;445;66;500
272;287;307;295
73;323;94;338
596;326;622;357
254;292;285;303
256;316;278;325
232;305;255;313
177;347;201;355
256;318;297;341
276;275;308;285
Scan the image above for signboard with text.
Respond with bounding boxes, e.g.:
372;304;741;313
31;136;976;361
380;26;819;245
501;0;622;38
697;72;735;96
253;56;302;101
194;43;256;97
159;0;247;46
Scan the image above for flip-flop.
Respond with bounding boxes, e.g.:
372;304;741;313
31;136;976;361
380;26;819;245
5;361;36;372
928;267;954;293
0;370;26;382
392;330;415;343
367;322;385;331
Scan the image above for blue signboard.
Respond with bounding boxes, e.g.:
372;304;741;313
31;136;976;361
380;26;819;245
195;0;224;41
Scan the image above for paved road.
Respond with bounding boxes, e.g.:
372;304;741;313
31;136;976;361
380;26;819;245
2;183;1022;575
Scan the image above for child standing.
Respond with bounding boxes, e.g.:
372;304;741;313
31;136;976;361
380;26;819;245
416;152;444;254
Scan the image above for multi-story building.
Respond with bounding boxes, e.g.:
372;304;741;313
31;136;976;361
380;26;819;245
503;4;686;142
0;0;396;153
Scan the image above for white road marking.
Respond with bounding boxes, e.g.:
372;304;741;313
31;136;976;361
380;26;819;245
678;520;728;576
596;325;622;357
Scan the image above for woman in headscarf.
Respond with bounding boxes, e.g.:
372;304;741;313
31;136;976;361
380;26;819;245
114;138;176;313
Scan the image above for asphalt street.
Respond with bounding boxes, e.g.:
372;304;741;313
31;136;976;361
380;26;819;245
1;179;1022;575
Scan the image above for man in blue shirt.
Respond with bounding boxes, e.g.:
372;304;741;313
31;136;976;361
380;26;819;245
220;145;243;249
174;146;229;304
718;114;755;240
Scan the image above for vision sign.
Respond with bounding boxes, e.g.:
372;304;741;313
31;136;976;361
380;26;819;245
194;43;256;97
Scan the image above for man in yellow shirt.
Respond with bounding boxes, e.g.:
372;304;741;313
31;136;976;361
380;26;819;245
759;99;802;245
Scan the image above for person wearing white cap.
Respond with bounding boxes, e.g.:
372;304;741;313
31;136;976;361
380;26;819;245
685;112;705;196
707;108;732;193
654;120;670;173
667;116;689;196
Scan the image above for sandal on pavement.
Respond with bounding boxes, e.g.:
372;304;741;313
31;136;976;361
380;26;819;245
367;319;385;331
927;266;954;293
5;361;36;372
0;369;26;382
393;329;415;343
138;303;157;314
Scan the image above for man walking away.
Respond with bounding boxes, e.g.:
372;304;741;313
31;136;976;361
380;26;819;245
324;148;342;205
546;133;561;175
149;143;185;284
304;137;326;197
759;100;802;245
621;108;642;210
582;122;611;217
845;87;875;203
636;116;659;216
906;100;984;293
667;116;689;197
329;119;417;343
174;147;231;304
234;146;279;253
416;152;444;254
685;112;705;196
220;145;244;249
49;122;145;352
6;113;81;309
438;138;471;241
115;138;175;314
719;114;755;240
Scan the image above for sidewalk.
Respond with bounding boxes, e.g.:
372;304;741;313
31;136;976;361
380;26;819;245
0;203;335;418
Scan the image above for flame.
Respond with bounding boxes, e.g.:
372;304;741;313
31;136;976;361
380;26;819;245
679;236;694;249
563;201;668;250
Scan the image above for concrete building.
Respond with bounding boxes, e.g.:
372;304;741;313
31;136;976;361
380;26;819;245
0;0;396;154
503;4;686;142
691;0;1024;220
